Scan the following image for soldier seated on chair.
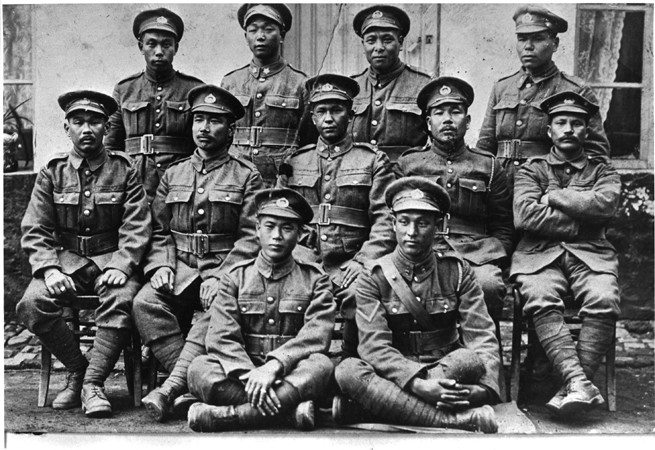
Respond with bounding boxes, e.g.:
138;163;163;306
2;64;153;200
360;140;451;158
334;177;500;434
185;188;337;432
16;90;151;417
511;91;621;416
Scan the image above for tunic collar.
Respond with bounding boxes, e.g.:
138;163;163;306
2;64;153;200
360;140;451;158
255;252;296;280
316;134;354;159
190;148;231;173
69;147;108;172
368;60;405;88
431;139;468;159
249;57;287;79
518;61;558;88
144;66;176;84
391;248;436;283
547;146;588;170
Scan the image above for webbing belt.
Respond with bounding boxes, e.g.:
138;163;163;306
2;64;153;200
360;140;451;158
171;231;235;257
310;204;369;228
125;135;191;155
233;126;298;148
58;230;118;256
244;334;294;356
498;139;550;159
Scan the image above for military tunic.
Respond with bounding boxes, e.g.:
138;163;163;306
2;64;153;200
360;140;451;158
18;147;151;332
396;141;513;319
221;58;314;187
476;62;610;186
512;150;621;320
133;149;263;346
350;63;431;162
353;249;501;397
104;70;204;201
187;253;336;402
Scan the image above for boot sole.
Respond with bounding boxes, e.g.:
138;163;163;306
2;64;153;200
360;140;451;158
142;399;167;422
557;394;605;417
332;396;344;425
293;401;315;431
52;400;81;410
82;404;112;418
173;395;199;420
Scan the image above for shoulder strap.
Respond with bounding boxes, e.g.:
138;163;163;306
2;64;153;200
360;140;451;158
379;258;437;331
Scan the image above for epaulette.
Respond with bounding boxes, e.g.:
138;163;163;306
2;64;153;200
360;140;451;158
176;71;203;83
287;63;308;77
497;69;521;83
290;143;316;156
350;68;368;79
117;71;143;85
46;152;69;167
405;64;432;78
586;154;610;165
560;71;584;87
222;63;250;79
435;247;463;261
294;257;326;275
229;154;259;172
106;150;133;164
399;144;429;158
469;147;495;158
352;142;378;153
230;257;256;271
165;155;192;169
524;155;548;165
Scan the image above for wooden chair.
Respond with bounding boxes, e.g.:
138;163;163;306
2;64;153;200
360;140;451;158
509;287;616;411
38;295;143;408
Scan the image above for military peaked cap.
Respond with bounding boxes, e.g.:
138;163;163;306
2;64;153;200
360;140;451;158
58;90;118;119
238;4;293;32
133;8;184;40
353;5;410;37
540;91;599;117
513;5;568;34
417;76;474;112
187;85;245;120
385;176;450;215
306;74;360;104
255;188;313;224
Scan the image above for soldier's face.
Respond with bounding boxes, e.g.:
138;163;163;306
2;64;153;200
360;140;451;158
362;29;402;72
256;215;300;262
426;103;470;145
547;113;588;154
245;18;283;61
516;31;558;70
311;101;353;143
64;111;109;155
393;211;438;259
139;31;178;72
192;113;235;153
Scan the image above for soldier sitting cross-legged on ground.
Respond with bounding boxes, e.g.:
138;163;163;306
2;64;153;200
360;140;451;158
17;90;151;417
186;188;337;432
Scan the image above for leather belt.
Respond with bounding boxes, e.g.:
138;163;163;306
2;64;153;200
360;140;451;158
392;327;459;356
233;126;298;148
244;334;294;357
57;231;118;256
311;204;369;228
498;139;550;159
171;231;235;257
125;135;191;155
444;215;486;236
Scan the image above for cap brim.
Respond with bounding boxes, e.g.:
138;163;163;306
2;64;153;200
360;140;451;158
310;92;352;104
191;105;234;115
427;97;467;110
139;23;178;38
65;105;108;118
257;206;303;221
548;105;590;116
393;199;441;213
361;21;401;36
516;25;551;34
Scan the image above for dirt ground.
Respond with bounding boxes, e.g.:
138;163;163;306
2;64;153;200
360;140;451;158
4;366;654;437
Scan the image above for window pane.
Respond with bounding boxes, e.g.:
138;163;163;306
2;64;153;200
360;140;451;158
615;11;644;83
594;87;642;158
2;5;32;80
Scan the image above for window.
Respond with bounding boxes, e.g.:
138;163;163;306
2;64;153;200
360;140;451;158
575;4;653;169
3;4;34;172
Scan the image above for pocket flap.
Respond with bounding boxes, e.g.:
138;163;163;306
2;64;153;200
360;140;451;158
459;178;486;193
208;188;244;205
265;94;300;109
279;299;309;314
234;95;251;107
336;172;373;187
54;192;80;205
165;190;193;204
123;101;149;112
238;300;266;314
386;102;422;116
165;100;190;112
492;99;519;110
352;101;369;115
289;173;319;187
95;191;126;205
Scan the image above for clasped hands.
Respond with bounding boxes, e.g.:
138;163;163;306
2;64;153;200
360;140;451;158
409;377;488;411
238;359;284;416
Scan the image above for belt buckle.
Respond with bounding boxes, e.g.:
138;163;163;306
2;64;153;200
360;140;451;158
77;235;89;256
192;233;209;257
260;335;277;356
317;203;331;226
511;139;522;159
409;331;423;355
250;126;263;148
140;134;154;154
435;213;450;236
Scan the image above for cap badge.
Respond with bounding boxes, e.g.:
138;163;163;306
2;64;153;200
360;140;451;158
522;13;533;23
439;86;452;95
563;98;575;105
410;189;425;199
372;10;383;18
321;83;333;92
156;16;168;24
204;94;217;104
276;198;290;208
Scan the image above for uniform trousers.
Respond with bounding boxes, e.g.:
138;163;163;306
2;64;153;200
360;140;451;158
469;263;506;322
187;353;334;405
334;280;359;357
17;263;137;334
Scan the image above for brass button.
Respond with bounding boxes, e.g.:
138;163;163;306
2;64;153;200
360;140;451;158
297;306;303;311
156;96;162;101
282;102;286;107
256;93;263;99
446;160;452;165
156;163;161;168
447;168;453;173
267;296;275;303
255;111;261;117
334;146;340;153
84;190;91;197
446;183;452;188
472;185;478;191
526;83;532;88
156;108;160;113
197;188;205;194
157;86;163;91
84;170;91;176
374;100;382;106
252;149;259;155
320;234;327;241
259;77;266;82
416;296;421;302
370;139;377;145
178;106;183;111
437;252;443;258
268;318;275;325
241;306;247;312
202;169;207;174
225;194;231;200
371;120;378;126
516;120;523;126
324;175;331;181
111;196;117;202
413;276;419;282
198;208;205;215
565;168;571;174
391;307;398;313
155;122;160;127
324;193;331;200
513;160;520;166
83;209;91;216
444;304;449;310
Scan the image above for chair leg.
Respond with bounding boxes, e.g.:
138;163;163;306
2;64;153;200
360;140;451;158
606;330;617;412
132;329;143;407
38;345;52;407
509;288;523;402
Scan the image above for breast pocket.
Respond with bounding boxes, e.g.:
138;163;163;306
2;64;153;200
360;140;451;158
279;296;310;334
95;191;126;226
53;191;80;229
237;298;266;334
492;98;518;137
457;178;487;217
122;101;150;136
208;187;244;231
350;100;370;142
165;190;193;227
265;94;302;126
165;101;190;135
386;101;424;142
335;171;373;214
288;173;319;204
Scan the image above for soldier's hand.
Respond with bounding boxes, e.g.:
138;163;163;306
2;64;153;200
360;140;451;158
151;267;175;293
409;377;470;409
540;193;550;205
340;260;363;288
98;269;128;287
452;383;489;408
199;277;220;310
44;268;76;296
239;360;282;415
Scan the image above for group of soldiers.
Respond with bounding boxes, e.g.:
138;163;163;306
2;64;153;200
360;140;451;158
17;3;621;434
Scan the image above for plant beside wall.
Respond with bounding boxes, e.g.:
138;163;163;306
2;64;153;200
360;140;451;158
3;99;33;172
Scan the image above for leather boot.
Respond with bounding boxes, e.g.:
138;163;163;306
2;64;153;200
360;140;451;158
289;400;315;431
84;327;130;386
142;385;176;422
52;367;87;410
172;393;200;420
558;379;605;416
545;385;567;414
81;383;112;418
332;394;371;424
188;403;240;432
577;318;615;380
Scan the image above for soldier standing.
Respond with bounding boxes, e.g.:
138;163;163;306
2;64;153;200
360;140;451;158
334;177;500;433
221;3;314;188
349;5;431;163
476;5;610;188
186;188;336;432
396;77;513;324
104;7;204;201
17;91;151;417
277;74;396;357
135;85;263;421
512;92;621;416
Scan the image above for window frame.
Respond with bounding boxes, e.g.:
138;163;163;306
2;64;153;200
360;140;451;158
574;3;653;171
